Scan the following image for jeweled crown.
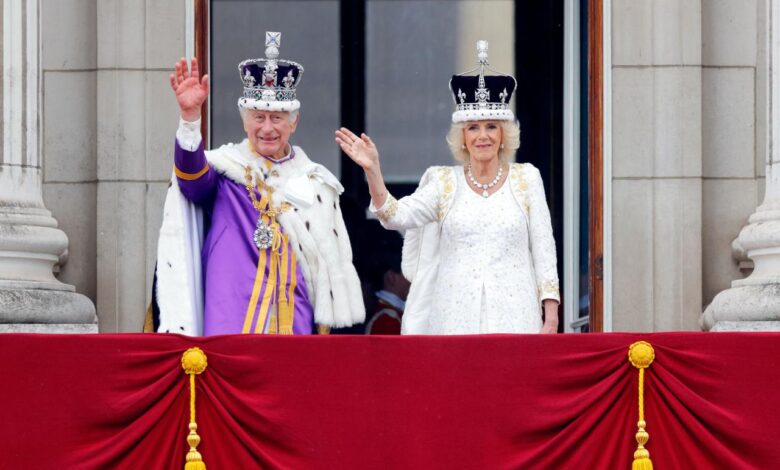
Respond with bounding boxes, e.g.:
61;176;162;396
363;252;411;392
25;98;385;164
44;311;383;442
237;32;304;112
449;40;516;123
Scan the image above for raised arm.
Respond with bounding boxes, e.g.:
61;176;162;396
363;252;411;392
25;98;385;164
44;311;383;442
335;128;439;230
169;58;215;203
335;127;389;208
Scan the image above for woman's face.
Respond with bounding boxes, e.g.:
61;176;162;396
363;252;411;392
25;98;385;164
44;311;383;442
463;120;502;163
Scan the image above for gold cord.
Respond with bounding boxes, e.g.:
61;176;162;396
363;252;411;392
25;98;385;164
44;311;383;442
181;348;208;470
628;341;655;470
243;166;295;335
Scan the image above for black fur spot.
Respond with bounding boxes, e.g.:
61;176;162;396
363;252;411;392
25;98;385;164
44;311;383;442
294;207;299;212
333;201;337;210
305;221;310;230
317;194;322;203
179;326;185;331
333;229;338;237
165;329;170;333
166;262;172;268
330;290;334;300
298;243;303;252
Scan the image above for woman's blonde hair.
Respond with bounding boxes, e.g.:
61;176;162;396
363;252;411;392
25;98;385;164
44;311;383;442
446;120;521;164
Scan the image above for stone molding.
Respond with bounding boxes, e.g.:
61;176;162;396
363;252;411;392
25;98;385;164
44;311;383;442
702;0;780;331
0;0;96;332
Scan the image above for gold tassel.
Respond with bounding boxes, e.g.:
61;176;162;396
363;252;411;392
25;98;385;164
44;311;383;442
628;341;655;470
268;309;278;334
278;326;294;335
181;347;208;470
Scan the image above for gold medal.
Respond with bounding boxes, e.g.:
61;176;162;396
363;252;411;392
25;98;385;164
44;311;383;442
244;166;291;251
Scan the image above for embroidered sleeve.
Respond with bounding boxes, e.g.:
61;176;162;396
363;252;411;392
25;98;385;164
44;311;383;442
526;165;560;303
372;195;399;224
368;166;441;230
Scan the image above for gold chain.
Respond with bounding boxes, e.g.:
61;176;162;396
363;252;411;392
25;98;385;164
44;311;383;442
243;166;292;219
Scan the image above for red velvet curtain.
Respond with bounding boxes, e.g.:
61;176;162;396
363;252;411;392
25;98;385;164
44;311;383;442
1;332;777;469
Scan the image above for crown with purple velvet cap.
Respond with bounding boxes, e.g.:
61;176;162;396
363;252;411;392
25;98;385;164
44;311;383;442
449;40;517;123
237;31;304;112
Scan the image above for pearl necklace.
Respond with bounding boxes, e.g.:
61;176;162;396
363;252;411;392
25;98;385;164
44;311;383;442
467;164;503;198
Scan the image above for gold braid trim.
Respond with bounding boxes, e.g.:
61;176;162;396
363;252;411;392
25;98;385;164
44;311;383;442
278;247;297;335
510;163;530;215
628;341;655;470
437;167;454;221
538;279;561;302
254;237;278;333
375;195;398;224
242;245;269;333
174;163;210;181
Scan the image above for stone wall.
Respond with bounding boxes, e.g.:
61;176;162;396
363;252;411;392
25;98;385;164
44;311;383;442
41;0;185;332
701;0;765;307
33;0;769;332
611;0;703;330
1;0;96;332
41;0;98;302
610;0;766;330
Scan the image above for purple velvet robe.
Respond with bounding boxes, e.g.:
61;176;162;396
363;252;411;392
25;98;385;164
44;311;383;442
174;140;314;335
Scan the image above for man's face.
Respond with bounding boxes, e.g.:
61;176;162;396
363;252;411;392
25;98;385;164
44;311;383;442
243;110;299;159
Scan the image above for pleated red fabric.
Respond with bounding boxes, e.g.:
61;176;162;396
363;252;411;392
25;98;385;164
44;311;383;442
0;332;777;469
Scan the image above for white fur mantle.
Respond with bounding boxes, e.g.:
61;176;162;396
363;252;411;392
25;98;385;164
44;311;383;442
155;140;365;335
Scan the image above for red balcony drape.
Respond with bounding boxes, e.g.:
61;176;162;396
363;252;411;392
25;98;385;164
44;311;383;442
0;332;777;469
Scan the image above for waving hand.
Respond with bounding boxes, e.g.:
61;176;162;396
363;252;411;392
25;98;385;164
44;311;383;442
335;127;390;208
169;57;209;121
335;128;380;171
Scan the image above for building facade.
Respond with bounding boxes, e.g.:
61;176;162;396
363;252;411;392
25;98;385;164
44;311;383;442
0;0;775;332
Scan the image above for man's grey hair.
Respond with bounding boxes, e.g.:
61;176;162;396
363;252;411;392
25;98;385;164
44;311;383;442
239;107;299;123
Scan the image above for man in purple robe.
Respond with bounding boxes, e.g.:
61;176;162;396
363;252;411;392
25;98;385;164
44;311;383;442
154;32;364;336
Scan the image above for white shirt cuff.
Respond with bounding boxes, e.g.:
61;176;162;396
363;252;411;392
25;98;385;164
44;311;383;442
176;117;202;151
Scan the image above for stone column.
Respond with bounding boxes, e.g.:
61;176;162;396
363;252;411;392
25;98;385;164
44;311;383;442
702;0;780;331
95;0;184;332
0;0;96;332
611;0;703;331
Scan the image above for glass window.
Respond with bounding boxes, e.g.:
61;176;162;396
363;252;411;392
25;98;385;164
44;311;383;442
366;0;515;182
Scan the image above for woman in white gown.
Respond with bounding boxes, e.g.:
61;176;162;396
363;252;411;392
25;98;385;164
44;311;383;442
336;41;560;335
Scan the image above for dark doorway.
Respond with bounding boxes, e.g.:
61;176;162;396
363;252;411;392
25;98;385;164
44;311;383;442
206;0;573;333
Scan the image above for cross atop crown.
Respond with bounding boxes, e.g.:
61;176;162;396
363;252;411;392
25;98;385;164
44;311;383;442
477;40;489;65
266;31;281;47
265;32;281;59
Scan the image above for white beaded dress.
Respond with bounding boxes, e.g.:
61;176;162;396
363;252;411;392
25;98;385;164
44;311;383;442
371;163;560;335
